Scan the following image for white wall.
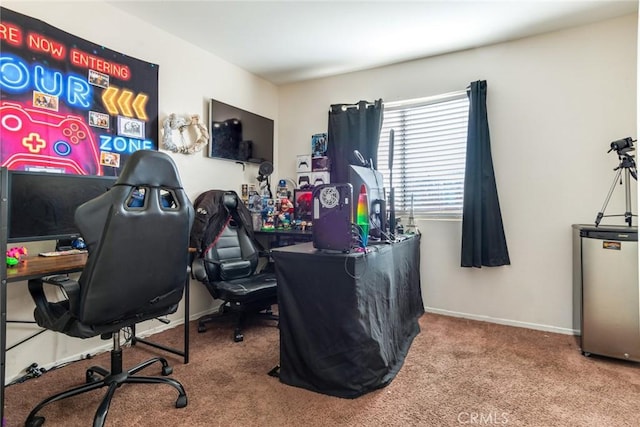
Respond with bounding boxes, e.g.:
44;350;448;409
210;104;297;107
2;1;279;383
278;14;638;334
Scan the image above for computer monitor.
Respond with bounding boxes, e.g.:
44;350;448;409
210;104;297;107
348;164;387;240
5;169;117;243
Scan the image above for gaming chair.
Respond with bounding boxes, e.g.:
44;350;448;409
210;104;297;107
191;190;278;342
24;150;194;427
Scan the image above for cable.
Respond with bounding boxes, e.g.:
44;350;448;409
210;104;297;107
379;228;395;243
6;352;94;386
343;247;368;280
122;326;133;346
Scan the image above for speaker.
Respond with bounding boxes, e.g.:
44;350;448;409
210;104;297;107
312;183;353;252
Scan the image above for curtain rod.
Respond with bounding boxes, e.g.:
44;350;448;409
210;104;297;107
330;101;378;111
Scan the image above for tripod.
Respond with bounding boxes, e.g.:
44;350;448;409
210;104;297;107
594;151;637;227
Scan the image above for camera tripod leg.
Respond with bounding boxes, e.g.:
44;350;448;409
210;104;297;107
595;168;623;227
624;168;633;226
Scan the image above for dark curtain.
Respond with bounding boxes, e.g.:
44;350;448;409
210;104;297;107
327;99;384;184
461;80;510;268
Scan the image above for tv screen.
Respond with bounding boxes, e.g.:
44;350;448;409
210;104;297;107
208;99;274;164
6;169;117;243
349;165;387;241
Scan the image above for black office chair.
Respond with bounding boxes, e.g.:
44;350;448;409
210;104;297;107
191;190;278;342
25;150;194;427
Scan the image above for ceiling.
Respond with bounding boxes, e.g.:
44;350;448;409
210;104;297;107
108;0;638;85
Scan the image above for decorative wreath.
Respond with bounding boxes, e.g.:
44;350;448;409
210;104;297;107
162;113;209;155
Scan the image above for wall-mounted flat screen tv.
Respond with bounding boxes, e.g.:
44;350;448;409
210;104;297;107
208;99;274;164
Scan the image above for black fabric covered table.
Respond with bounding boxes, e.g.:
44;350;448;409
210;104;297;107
272;235;424;398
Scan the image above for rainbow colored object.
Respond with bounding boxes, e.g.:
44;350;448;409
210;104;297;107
356;184;369;247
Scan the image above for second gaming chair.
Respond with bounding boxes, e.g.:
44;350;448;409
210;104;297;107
25;150;194;427
191;190;278;342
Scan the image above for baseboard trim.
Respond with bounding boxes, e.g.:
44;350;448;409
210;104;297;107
424;307;579;336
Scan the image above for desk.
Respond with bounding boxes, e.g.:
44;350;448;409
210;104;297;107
255;229;312;248
272;235;423;398
7;253;87;281
1;254;190;421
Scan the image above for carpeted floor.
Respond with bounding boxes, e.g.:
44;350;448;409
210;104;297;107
4;312;639;426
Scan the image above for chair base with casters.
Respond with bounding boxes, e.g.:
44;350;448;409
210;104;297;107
25;330;187;427
197;272;278;342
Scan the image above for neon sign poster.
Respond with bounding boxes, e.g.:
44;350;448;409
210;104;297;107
0;7;159;176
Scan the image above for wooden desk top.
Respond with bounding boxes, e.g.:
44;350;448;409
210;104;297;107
6;253;87;283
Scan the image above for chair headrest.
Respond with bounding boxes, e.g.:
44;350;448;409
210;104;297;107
116;150;183;188
223;192;238;212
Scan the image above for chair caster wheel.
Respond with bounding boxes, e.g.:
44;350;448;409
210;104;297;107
26;416;45;427
162;366;173;376
234;332;244;342
197;325;206;333
175;394;188;408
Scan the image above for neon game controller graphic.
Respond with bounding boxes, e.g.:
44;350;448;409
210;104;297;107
0;101;102;175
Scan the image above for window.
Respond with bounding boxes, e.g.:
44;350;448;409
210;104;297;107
377;91;469;219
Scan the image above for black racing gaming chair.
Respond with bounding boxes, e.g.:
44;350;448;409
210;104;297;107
191;190;278;342
25;150;194;427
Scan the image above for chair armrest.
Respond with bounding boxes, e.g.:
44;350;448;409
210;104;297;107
28;276;80;328
42;275;81;300
191;257;208;282
192;256;255;282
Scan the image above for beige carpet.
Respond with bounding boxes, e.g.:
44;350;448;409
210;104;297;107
4;312;639;426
